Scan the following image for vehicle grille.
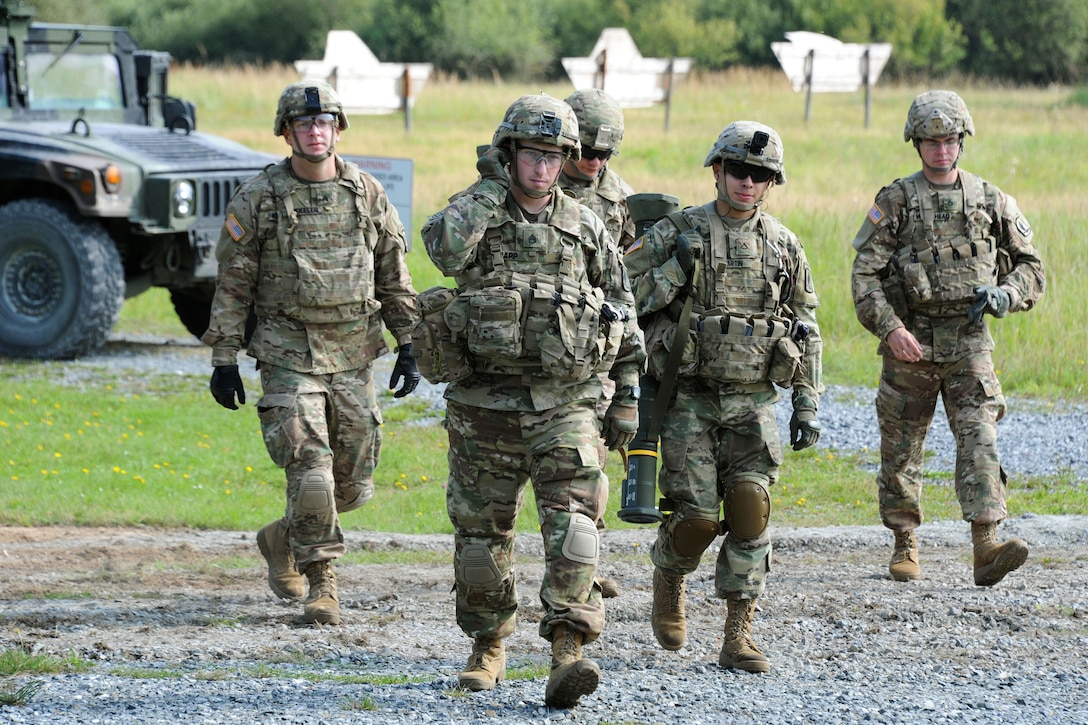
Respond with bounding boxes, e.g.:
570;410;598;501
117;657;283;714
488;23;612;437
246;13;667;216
199;176;244;221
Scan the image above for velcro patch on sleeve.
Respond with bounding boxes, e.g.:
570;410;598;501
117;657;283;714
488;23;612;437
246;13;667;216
867;203;885;225
1015;216;1032;237
225;213;246;241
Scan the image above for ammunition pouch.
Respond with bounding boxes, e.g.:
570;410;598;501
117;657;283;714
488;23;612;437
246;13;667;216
892;247;998;315
646;312;794;385
410;286;473;384
447;273;622;382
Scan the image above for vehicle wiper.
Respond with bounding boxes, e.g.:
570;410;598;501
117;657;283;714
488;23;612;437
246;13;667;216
42;30;84;75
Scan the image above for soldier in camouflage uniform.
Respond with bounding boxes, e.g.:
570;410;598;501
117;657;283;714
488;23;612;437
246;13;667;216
202;82;420;626
559;88;637;600
624;121;823;674
851;90;1045;587
559;89;636;252
418;93;645;708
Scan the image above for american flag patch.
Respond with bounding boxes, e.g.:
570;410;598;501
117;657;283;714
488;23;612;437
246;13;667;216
867;204;885;225
625;237;643;255
225;213;245;241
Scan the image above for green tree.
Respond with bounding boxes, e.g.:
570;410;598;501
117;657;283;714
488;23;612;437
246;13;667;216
103;0;338;64
426;0;555;79
544;0;632;64
629;0;741;68
348;0;437;63
949;0;1088;83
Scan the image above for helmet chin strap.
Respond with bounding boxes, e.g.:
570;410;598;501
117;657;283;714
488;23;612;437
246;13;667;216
289;127;336;164
915;140;962;176
715;172;766;213
564;161;598;182
511;155;555;200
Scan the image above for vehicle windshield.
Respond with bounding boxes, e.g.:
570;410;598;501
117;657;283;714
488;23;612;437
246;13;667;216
25;49;123;110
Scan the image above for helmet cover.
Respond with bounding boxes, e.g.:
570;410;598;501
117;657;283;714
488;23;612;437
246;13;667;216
274;82;349;136
903;90;974;142
565;88;624;154
703;121;786;185
492;93;581;161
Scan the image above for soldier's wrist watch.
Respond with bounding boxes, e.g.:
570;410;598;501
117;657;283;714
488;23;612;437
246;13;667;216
616;385;641;401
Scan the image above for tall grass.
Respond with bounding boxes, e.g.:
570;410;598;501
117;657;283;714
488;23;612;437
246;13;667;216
173;66;1086;398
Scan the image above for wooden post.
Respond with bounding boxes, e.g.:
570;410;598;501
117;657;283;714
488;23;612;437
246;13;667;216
664;57;675;133
595;48;607;90
402;67;412;135
803;49;814;123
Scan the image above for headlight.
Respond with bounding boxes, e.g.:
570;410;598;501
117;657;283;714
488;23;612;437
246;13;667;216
173;181;195;217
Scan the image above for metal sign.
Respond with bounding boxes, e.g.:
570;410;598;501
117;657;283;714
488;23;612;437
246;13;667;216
562;28;693;111
344;155;415;248
771;31;892;126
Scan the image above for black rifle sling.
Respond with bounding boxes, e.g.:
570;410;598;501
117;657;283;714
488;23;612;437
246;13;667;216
646;210;699;442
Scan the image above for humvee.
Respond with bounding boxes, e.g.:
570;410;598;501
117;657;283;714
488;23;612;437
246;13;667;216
0;0;276;359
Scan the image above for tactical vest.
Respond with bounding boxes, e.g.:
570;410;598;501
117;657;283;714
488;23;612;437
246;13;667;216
253;163;376;324
889;170;998;316
441;194;623;382
561;170;627;244
648;203;801;385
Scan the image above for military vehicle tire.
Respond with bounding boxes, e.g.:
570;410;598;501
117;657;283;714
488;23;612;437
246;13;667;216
170;286;256;345
170;286;216;341
0;198;124;359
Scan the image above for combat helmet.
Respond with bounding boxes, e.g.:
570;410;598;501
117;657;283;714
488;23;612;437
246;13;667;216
704;121;786;185
273;82;349;136
903;90;974;142
492;93;581;161
565;89;624;155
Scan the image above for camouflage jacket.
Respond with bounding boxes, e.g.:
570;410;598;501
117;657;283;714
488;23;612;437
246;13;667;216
624;204;823;408
421;180;646;412
202;156;418;374
558;166;636;252
851;170;1045;362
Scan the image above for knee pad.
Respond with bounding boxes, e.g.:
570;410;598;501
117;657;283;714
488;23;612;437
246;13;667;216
670;506;720;558
457;543;502;587
337;480;374;513
298;470;334;514
561;513;599;565
723;472;772;540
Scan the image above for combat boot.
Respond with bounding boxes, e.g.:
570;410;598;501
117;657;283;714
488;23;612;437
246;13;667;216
596;576;620;599
256;518;305;600
972;521;1028;586
889;529;921;582
719;595;770;674
457;637;505;691
651;568;686;650
302;560;340;625
544;624;600;709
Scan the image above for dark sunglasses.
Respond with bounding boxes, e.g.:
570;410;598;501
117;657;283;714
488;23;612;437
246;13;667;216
723;163;775;184
581;148;613;162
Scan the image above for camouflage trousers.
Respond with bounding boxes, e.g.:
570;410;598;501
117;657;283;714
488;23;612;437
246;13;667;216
650;380;782;600
876;352;1008;531
257;363;382;569
445;398;606;644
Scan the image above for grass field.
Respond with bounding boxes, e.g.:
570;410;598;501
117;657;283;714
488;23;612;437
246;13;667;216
2;68;1085;535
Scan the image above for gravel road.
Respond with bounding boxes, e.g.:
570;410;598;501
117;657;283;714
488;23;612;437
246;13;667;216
1;334;1085;724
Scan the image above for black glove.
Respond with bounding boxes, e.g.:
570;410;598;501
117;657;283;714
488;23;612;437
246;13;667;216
389;343;421;398
476;145;511;187
210;365;245;410
967;285;1010;324
602;387;639;450
789;408;821;451
675;230;703;276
